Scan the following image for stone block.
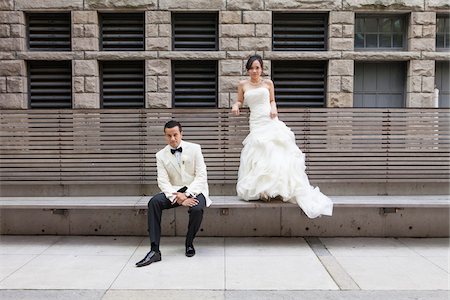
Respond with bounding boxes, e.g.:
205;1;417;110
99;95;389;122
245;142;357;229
158;76;171;92
0;93;26;109
0;25;10;37
219;92;230;108
72;38;99;51
327;92;353;107
73;24;84;38
426;0;450;10
146;59;170;76
0;38;24;51
329;24;342;38
146;11;171;24
73;77;85;93
238;37;271;50
411;25;423;38
243;11;271;24
221;24;255;37
343;0;424;10
0;60;25;76
84;24;99;38
409;60;434;77
72;11;98;24
407;92;434;107
343;51;421;61
220;11;241;24
6;77;23;93
411;38;436;51
412;12;436;25
0;0;13;10
159;0;225;10
73;93;99;108
408;76;422;93
17;52;77;60
422;76;435;93
341;76;353;93
159;51;225;60
265;51;340;60
256;24;272;37
147;92;171;108
146;76;157;92
328;60;353;76
227;0;263;10
226;51;255;59
146;24;158;37
220;76;239;92
0;77;6;93
220;60;242;76
267;0;340;10
422;25;436;38
146;37;170;50
85;77;99;93
158;24;171;37
16;0;83;9
329;38;353;51
329;11;354;25
0;11;23;24
342;25;353;38
85;0;157;9
327;76;341;92
74;60;98;77
220;38;239;51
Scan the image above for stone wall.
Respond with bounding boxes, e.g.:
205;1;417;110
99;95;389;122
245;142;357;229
0;0;449;109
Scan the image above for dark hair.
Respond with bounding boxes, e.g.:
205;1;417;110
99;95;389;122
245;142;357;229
164;120;182;132
245;54;263;71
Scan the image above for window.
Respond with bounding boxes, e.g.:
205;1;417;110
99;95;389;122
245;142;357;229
172;61;217;107
435;61;449;107
355;15;405;50
100;13;145;51
172;12;218;50
28;61;72;108
100;61;145;108
27;13;71;51
436;15;450;50
273;13;327;51
354;62;406;107
271;61;326;107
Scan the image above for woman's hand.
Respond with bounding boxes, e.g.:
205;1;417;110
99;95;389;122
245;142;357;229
231;103;240;116
270;107;278;119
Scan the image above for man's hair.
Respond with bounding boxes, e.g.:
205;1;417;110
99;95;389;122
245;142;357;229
164;120;182;132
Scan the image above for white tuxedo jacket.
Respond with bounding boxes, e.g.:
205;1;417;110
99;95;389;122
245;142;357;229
156;140;211;207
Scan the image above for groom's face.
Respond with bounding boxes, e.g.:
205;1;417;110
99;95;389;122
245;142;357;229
164;126;182;149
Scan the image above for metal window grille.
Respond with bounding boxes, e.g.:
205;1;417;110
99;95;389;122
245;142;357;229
172;60;217;107
28;61;72;108
27;13;71;51
355;15;406;50
100;61;145;108
172;12;218;50
436;15;450;49
273;13;327;51
436;61;449;107
271;61;326;107
100;13;145;51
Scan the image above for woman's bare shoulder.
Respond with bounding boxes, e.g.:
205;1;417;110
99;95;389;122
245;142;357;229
263;78;274;86
239;79;249;86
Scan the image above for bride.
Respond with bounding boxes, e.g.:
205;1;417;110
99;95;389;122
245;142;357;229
231;54;333;218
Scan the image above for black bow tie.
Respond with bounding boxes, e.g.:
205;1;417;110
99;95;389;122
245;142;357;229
171;147;182;154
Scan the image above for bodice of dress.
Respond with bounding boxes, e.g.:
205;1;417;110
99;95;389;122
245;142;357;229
244;87;272;128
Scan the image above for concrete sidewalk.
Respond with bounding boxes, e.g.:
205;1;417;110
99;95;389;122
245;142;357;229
0;236;448;299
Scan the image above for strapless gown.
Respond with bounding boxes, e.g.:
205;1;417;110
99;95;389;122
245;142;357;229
236;87;333;218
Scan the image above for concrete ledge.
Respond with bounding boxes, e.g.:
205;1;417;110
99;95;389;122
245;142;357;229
1;195;449;209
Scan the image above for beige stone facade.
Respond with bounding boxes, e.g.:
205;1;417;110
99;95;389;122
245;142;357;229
0;0;449;109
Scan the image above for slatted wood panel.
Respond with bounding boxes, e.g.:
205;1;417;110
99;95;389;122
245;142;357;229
1;109;449;184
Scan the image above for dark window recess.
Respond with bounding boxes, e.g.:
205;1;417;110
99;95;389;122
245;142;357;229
354;62;406;108
28;61;72;109
172;12;218;50
172;61;217;107
100;13;145;51
436;15;450;49
101;61;145;108
27;13;71;51
273;13;327;51
435;61;449;108
355;15;406;50
272;61;326;107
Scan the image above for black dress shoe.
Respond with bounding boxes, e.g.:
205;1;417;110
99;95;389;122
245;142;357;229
185;245;195;257
135;251;161;267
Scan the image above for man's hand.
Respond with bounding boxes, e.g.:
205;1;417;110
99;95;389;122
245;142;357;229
174;192;188;205
181;197;199;207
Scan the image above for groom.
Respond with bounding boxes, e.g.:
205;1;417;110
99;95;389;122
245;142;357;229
136;120;211;267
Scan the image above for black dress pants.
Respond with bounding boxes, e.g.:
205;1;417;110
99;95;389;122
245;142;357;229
147;192;206;252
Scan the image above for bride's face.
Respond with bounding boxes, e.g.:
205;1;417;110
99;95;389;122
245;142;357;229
247;60;262;80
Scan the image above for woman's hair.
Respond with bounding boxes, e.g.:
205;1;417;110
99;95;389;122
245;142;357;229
245;54;263;71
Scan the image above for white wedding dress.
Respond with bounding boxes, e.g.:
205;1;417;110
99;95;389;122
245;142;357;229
236;87;333;218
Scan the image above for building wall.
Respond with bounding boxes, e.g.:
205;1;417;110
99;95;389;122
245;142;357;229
0;0;449;109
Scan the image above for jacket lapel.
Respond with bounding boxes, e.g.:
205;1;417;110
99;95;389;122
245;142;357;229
165;145;182;176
